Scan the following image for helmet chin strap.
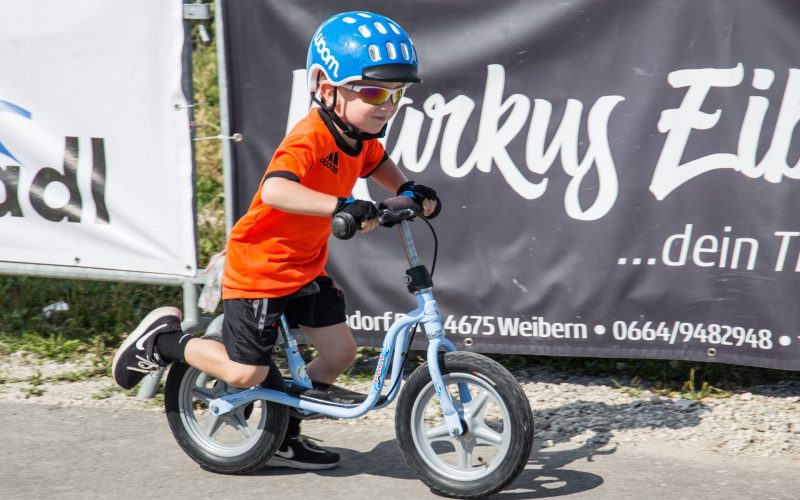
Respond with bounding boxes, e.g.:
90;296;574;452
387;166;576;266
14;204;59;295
311;89;387;140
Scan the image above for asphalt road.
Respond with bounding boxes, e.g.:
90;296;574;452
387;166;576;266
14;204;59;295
1;402;798;499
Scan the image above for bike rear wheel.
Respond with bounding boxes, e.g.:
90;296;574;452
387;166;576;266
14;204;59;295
165;355;288;474
395;351;533;498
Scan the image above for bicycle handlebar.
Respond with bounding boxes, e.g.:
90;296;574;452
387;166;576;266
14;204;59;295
331;196;420;240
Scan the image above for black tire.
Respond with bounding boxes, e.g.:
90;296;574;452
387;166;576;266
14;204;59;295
395;352;533;498
165;353;288;474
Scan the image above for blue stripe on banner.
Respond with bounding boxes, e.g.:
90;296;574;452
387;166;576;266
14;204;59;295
0;143;18;163
0;99;31;162
0;99;31;119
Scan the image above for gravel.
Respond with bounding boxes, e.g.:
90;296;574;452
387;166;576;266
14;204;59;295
1;351;798;461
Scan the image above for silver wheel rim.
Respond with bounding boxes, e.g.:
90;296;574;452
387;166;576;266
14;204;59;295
409;373;512;481
178;368;268;457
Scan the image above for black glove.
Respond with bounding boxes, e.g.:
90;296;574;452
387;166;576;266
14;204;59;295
397;181;441;219
333;197;379;227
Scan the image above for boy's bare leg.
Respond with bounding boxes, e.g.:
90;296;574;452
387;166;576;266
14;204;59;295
183;338;268;388
300;322;357;385
264;322;354;470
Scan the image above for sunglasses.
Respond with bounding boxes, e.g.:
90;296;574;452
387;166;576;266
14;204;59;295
342;83;410;106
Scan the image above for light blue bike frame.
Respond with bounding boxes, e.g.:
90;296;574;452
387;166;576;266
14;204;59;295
208;219;470;436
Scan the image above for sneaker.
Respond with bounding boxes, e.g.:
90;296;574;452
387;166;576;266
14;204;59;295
267;435;340;470
111;306;182;389
289;382;367;406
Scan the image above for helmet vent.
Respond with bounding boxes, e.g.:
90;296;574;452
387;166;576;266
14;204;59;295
400;43;410;60
342;16;356;24
388;23;401;35
368;44;382;62
358;25;371;37
373;21;388;35
386;42;397;60
357;12;371;18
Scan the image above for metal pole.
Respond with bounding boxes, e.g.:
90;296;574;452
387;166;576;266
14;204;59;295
0;262;192;286
182;280;200;327
182;1;200;269
215;0;235;235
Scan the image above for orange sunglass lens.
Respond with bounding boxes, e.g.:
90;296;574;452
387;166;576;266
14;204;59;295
356;87;404;105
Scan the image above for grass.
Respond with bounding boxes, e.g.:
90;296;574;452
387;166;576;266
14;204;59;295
612;376;645;398
0;278;182;388
92;385;120;400
191;17;227;266
0;276;181;395
611;370;730;401
492;353;800;390
23;372;45;398
0;367;104;385
677;368;729;400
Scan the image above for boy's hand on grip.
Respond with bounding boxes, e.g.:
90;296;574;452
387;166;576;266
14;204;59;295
333;197;379;228
397;181;442;219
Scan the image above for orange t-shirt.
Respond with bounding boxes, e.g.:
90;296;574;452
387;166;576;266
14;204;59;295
221;108;387;299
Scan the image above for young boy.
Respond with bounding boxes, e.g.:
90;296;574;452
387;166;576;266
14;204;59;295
111;11;440;470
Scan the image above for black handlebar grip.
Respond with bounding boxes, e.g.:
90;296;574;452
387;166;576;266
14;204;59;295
331;212;357;240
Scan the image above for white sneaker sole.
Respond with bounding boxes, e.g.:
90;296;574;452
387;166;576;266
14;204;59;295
111;306;182;383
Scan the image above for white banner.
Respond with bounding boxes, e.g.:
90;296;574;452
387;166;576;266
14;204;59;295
0;0;196;277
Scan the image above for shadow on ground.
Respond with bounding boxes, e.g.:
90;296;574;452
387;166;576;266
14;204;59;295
252;397;706;498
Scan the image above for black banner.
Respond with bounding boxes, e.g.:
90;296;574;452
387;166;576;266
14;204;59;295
222;0;800;370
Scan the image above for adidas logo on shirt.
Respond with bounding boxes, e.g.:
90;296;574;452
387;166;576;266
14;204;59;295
320;152;339;173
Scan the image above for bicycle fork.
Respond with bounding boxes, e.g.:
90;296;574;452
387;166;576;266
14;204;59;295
416;291;470;437
397;219;470;437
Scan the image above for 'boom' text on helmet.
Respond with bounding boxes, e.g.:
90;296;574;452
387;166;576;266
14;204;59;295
313;32;339;79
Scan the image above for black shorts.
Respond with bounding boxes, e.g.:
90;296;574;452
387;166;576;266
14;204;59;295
221;276;346;366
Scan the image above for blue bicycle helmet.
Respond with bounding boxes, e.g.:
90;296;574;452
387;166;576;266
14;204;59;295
307;11;421;94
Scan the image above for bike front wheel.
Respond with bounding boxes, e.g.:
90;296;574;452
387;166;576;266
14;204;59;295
164;357;288;474
395;351;533;498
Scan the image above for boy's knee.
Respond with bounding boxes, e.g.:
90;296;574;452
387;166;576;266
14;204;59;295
344;343;357;364
332;343;357;368
227;364;268;388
